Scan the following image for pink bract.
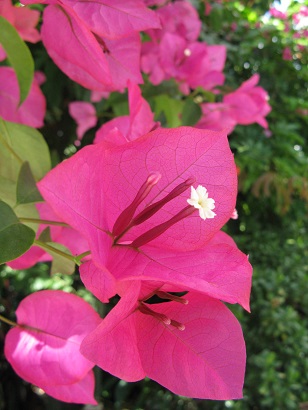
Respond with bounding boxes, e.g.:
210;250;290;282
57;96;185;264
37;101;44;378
38;127;252;307
0;0;40;60
95;81;157;145
282;47;293;61
69;101;97;144
4;290;101;404
0;66;46;128
141;33;226;93
146;1;201;42
223;74;271;128
196;102;237;133
81;282;246;399
269;7;287;20
22;0;160;91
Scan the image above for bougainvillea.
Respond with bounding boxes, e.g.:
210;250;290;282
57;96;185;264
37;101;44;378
1;0;279;406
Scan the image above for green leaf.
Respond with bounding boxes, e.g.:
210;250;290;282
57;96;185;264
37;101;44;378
0;200;35;264
0;16;34;105
0;119;51;198
16;162;44;205
181;99;202;126
154;95;183;127
48;243;76;276
38;227;52;243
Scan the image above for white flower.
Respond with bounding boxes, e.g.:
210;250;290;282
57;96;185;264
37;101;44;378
187;185;216;220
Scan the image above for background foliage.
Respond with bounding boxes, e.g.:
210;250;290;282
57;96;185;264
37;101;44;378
1;0;308;409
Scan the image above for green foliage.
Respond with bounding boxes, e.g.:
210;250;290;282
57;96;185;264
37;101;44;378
0;16;34;105
0;201;35;264
16;162;44;205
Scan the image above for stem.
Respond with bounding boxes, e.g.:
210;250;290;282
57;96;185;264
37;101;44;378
34;240;80;265
75;250;91;264
19;217;70;227
0;314;17;327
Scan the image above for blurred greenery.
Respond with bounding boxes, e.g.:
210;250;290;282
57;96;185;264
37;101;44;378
1;0;308;409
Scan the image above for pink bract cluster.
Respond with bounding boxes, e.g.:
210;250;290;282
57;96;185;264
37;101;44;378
6;125;252;403
21;0;161;93
197;74;271;133
0;0;40;61
0;66;46;128
2;0;259;406
141;1;226;94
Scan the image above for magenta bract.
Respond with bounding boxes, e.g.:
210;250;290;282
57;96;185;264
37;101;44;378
38;126;252;308
81;282;246;399
4;290;101;404
0;67;46;128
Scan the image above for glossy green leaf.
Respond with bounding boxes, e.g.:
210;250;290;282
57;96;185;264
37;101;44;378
0;16;34;105
154;95;183;127
0;200;35;264
16;162;44;205
181;99;202;126
38;227;52;243
0;119;51;191
48;243;76;276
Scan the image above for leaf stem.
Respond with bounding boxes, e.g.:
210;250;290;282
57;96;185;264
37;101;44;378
0;314;17;327
34;240;91;267
75;250;91;264
34;240;80;265
19;217;70;227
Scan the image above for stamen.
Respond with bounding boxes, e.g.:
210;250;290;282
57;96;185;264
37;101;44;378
112;172;161;237
155;291;188;305
139;302;171;325
131;205;196;248
170;319;185;331
132;177;196;226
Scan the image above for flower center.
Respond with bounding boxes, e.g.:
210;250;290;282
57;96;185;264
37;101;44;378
112;174;215;247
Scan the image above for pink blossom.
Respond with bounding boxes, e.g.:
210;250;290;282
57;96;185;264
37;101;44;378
0;0;40;61
69;101;97;145
231;208;238;219
141;39;169;85
146;1;201;42
282;47;293;61
21;0;160;91
223;74;271;129
205;3;212;16
38;127;252;307
81;281;246;399
5;290;101;404
95;81;158;145
299;5;308;17
90;90;110;102
142;33;226;93
269;7;287;20
8;202;89;270
196;102;237;133
231;22;237;31
37;127;251;396
0;66;46;128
